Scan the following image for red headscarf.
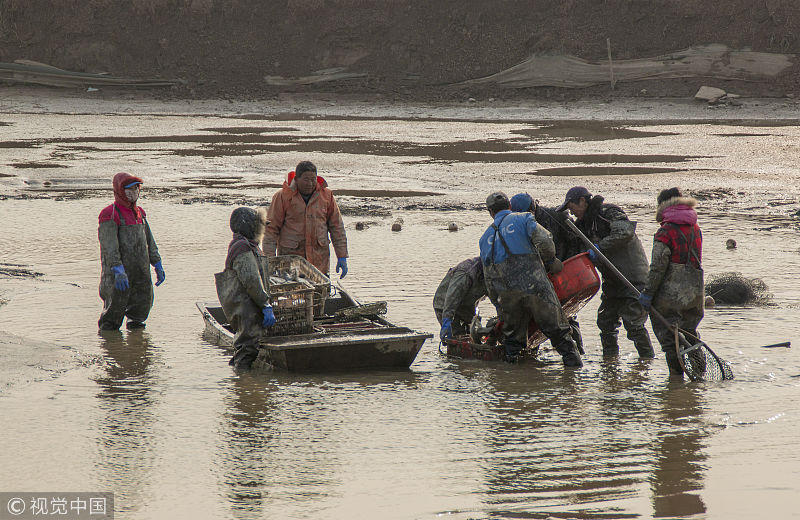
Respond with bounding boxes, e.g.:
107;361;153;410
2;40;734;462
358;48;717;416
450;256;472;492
99;172;145;225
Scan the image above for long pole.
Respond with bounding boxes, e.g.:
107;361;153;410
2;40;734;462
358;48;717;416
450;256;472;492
563;219;686;341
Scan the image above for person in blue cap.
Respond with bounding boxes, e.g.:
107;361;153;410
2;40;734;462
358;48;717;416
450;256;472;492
98;172;165;330
479;191;582;366
510;192;584;354
557;186;654;358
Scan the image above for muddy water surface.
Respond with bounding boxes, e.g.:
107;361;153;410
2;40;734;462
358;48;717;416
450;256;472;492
1;110;799;520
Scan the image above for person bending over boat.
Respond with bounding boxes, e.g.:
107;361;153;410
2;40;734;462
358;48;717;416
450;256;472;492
262;161;348;278
217;207;276;370
510;192;585;354
433;256;487;341
479;192;582;366
637;188;704;377
558;186;655;359
98;172;165;331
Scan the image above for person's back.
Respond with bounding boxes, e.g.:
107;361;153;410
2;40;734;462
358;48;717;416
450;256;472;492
433;256;486;339
478;192;580;366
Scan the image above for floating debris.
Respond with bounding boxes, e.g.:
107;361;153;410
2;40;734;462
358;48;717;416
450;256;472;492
726;239;737;249
447;222;459;232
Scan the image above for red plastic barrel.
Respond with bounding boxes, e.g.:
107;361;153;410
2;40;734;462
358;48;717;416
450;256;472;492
548;252;601;313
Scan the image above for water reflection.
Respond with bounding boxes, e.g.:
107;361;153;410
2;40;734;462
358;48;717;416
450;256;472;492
650;384;708;518
477;365;652;519
464;358;710;519
221;374;276;520
94;329;158;515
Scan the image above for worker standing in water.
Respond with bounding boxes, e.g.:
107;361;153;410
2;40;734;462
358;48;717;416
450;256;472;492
638;188;704;377
433;256;487;341
262;161;349;278
510;192;585;354
97;172;165;330
216;207;276;370
479;192;582;366
558;186;654;359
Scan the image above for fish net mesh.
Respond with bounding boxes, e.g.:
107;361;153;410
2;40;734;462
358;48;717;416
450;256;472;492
680;342;735;382
705;272;771;305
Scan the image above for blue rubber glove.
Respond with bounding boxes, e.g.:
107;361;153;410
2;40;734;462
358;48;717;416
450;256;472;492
262;305;276;328
588;244;601;263
638;293;653;310
440;317;453;341
112;264;129;291
154;261;166;287
336;257;348;279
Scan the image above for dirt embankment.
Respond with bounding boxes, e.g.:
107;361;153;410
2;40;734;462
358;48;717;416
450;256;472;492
1;0;800;100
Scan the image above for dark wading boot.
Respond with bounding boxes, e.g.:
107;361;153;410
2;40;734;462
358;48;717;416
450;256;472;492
502;340;524;364
569;320;584;355
664;350;684;377
230;344;259;370
633;337;655;359
126;320;146;330
562;348;583;368
600;333;619;358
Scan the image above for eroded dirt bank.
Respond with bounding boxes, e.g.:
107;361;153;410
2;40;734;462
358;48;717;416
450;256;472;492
1;0;800;99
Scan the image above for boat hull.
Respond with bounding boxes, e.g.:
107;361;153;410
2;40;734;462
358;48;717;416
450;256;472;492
197;294;432;372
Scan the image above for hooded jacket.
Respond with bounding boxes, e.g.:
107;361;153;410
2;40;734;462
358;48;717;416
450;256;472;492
99;172;146;225
262;173;347;275
98;172;161;269
224;207;270;309
432;257;487;322
574;195;648;295
643;196;703;300
654;196;702;268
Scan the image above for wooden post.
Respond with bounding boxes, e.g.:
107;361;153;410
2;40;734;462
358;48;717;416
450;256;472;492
606;38;615;90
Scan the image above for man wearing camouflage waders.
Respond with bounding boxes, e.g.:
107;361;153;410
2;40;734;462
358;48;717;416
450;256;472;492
510;192;585;354
558;186;655;359
433;256;487;341
638;188;704;376
216;207;276;369
479;192;582;366
98;172;165;330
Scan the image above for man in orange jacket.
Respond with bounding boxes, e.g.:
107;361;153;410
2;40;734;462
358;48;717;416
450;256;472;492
262;161;349;278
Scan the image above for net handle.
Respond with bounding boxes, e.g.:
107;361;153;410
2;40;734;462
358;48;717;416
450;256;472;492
564;219;692;347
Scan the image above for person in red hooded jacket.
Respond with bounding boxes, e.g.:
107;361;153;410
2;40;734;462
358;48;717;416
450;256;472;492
638;187;704;376
262;161;348;277
97;172;165;330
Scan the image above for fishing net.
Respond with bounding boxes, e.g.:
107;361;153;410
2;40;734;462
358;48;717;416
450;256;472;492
705;272;771;305
679;341;735;382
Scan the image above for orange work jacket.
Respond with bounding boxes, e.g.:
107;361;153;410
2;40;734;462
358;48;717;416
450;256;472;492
262;177;347;275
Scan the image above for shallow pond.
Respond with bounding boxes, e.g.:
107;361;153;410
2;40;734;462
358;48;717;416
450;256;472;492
1;109;799;519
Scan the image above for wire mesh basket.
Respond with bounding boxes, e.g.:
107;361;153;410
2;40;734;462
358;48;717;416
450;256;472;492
269;255;331;317
264;282;314;337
